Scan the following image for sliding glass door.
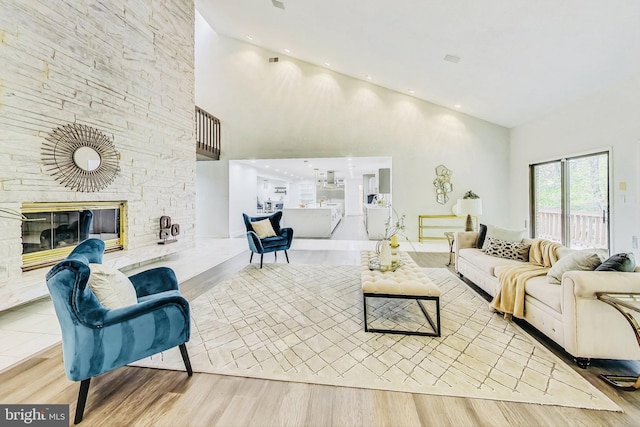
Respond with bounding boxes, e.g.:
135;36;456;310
530;151;609;250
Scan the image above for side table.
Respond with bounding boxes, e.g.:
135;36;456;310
444;232;455;266
596;292;640;391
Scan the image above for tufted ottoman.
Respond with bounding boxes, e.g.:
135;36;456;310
361;251;441;336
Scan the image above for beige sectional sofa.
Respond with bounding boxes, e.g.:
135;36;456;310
454;230;640;368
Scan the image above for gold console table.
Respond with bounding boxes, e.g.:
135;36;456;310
418;215;477;243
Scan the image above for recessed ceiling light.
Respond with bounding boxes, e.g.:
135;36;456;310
284;48;291;54
408;89;415;94
454;104;462;108
324;62;331;67
444;54;461;63
265;165;270;168
246;35;253;41
366;75;372;80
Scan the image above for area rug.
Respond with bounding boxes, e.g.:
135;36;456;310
132;264;621;412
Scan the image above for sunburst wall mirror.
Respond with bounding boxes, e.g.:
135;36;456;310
42;123;120;192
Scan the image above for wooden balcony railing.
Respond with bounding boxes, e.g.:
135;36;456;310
196;106;220;160
535;209;608;249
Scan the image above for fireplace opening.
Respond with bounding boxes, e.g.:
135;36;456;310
21;202;126;271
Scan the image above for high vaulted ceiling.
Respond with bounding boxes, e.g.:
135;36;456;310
196;0;640;128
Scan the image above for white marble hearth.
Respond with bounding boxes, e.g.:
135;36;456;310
0;238;249;372
0;237;447;373
2;239;211;313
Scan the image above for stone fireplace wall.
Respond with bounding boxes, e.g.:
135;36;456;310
0;2;196;287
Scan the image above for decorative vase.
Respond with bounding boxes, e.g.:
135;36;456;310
378;239;392;270
391;242;400;267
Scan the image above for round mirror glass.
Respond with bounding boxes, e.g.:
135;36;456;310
73;147;101;171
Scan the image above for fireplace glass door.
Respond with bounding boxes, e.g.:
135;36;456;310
21;202;125;270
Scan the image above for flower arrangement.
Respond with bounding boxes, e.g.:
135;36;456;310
382;210;406;241
375;209;406;255
373;210;407;269
463;190;480;199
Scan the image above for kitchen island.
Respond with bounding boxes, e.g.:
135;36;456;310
365;205;391;240
282;203;343;238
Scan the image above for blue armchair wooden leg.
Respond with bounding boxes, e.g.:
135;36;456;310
74;378;91;424
250;252;254;263
260;254;264;268
179;343;193;376
284;250;289;263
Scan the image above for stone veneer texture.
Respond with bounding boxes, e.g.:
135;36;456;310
0;1;196;290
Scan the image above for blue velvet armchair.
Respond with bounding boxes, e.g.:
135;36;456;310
243;211;293;268
46;238;192;424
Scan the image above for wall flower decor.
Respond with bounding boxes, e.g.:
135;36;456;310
433;164;453;204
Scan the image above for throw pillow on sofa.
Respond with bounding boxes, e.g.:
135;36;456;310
482;224;526;250
547;251;604;284
595;252;637;272
476;224;488;248
484;238;531;261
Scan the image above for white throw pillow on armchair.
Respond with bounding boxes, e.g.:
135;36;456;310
88;264;138;309
251;218;277;239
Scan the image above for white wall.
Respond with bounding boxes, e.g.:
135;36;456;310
229;163;258;237
510;74;640;255
194;14;510;239
345;178;362;216
0;1;196;302
196;160;229;238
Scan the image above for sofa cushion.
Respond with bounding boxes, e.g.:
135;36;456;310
482;225;526;249
484;238;530;261
556;246;577;259
261;235;288;249
595;252;636;272
461;248;525;276
547;250;604;284
476;224;488;248
525;275;562;313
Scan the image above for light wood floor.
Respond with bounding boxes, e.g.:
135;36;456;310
3;250;640;426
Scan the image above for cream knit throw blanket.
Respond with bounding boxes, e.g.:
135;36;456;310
491;239;561;319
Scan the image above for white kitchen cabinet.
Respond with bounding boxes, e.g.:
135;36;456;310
282;203;343;238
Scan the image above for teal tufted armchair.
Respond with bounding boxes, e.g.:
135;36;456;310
46;238;192;424
243;211;293;268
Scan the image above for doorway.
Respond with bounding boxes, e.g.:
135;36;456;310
229;156;391;240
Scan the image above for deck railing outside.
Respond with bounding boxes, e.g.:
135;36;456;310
196;106;220;160
535;209;608;249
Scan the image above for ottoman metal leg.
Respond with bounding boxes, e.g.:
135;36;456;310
363;293;440;337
